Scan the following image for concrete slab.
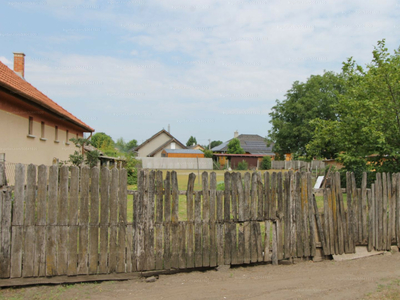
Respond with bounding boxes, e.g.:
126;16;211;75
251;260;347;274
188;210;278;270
333;246;385;262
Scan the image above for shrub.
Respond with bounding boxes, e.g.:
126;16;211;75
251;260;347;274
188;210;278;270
124;154;141;185
260;156;271;170
204;150;213;158
236;160;248;170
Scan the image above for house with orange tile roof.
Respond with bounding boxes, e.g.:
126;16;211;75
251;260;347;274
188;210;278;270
0;53;94;166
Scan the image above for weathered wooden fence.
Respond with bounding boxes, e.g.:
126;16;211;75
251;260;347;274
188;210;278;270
0;164;399;285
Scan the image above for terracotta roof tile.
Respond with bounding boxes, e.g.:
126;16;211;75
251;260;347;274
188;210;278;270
0;61;94;132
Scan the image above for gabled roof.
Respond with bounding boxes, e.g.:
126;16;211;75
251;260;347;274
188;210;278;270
212;134;274;155
147;137;187;157
134;129;187;152
0;61;94;132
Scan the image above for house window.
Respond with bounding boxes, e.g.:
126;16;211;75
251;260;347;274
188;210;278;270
55;126;58;141
28;117;33;135
41;122;45;138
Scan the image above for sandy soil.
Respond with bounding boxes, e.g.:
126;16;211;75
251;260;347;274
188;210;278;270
2;252;400;300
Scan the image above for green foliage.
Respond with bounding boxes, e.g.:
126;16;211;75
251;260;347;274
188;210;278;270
68;137;98;167
85;149;100;168
227;138;245;154
308;39;400;173
203;150;213;158
124;154;141;185
216;182;225;190
210;140;223;149
116;138;138;153
91;132;115;152
269;71;345;159
186;136;197;147
236;160;248;170
69;150;84;167
260;156;271;170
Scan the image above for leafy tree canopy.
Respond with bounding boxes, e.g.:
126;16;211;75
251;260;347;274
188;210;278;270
307;40;400;173
115;138;138;153
186;136;197;147
227;138;245;154
268;71;345;159
91;132;115;150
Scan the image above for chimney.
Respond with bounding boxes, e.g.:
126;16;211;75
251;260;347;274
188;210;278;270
13;52;25;78
234;130;239;138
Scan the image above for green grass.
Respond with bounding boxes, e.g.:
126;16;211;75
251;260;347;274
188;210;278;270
364;278;400;299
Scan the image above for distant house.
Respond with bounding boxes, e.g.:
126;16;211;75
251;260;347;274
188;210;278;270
0;53;94;166
212;131;275;169
84;144;125;167
161;149;204;158
188;144;205;151
134;129;187;157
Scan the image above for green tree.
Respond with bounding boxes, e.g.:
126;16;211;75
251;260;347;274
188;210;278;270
115;138;137;153
260;156;271;170
126;139;138;151
268;71;345;159
203;150;213;158
68;137;99;167
91;132;115;150
308;40;400;173
210;140;223;149
186;136;197;147
227;138;245;154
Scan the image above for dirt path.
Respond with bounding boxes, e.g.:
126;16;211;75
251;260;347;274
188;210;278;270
2;252;400;300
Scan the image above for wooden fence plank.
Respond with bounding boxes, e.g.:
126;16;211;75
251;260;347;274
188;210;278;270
368;188;373;252
244;172;250;221
377;173;382;250
263;172;270;220
276;172;283;259
284;172;291;259
117;169;127;273
137;170;146;271
350;172;358;246
163;171;171;268
335;172;344;255
372;183;377;249
308;172;316;257
289;170;296;258
301;172;310;257
272;222;278;265
56;166;69;276
252;172;259;220
382;173;388;250
11;164;25;278
271;172;277;220
231;172;238;222
244;222;251;264
210;172;217;267
313;194;327;255
328;187;335;255
68;166;79;276
88;167;99;275
390;174;396;246
362;172;367;243
171;171;179;269
78;166;90;275
0;187;12;278
231;223;238;265
99;167;110;274
257;172;264;221
155;171;164;270
202;172;210;267
179;222;186;269
23;164;36;277
35;165;47;277
224;172;231;222
323;188;331;255
295;172;303;257
264;221;271;262
194;191;202;267
216;191;224;265
186;173;195;269
386;174;392;250
224;221;231;265
46;165;58;277
147;170;155;271
397;175;400;248
237;223;244;265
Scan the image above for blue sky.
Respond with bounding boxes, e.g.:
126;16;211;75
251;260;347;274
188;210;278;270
1;0;399;146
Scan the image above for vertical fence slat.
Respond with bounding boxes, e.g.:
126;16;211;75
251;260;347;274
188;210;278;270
117;168;127;273
216;191;224;265
224;172;231;222
243;221;251;264
272;221;278;265
390;174;396;246
397;175;400;248
11;164;25;278
202;172;210;267
335;172;344;255
376;173;382;250
264;172;270;220
271;173;277;221
276;172;283;259
258;173;264;221
210;172;217;267
382;173;388;250
284;172;291;259
179;222;186;269
368;188;373;252
289;170;296;259
99;167;110;274
163;172;171;270
171;171;179;269
386;174;392;251
89;167;99;275
361;173;367;243
35;165;47;277
230;223;238;265
56;166;69;276
323;188;331;255
0;186;12;278
23;164;36;277
108;168;119;273
295;172;303;257
301;172;310;257
186;173;195;269
46;165;58;277
155;170;164;270
78;166;90;275
313;194;327;255
67;166;79;276
194;191;202;267
237;223;244;264
231;173;238;222
147;170;155;270
264;221;271;262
